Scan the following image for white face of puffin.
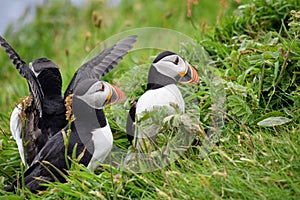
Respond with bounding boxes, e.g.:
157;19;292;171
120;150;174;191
76;81;126;109
152;54;199;84
152;54;185;79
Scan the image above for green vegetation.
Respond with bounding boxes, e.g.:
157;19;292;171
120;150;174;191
0;0;299;199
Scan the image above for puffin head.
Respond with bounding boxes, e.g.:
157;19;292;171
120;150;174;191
74;79;126;109
29;58;59;77
29;58;62;95
148;51;199;88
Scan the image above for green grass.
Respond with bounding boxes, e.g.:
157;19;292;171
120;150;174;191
0;0;300;199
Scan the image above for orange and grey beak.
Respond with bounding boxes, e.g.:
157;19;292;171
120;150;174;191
107;84;126;104
179;62;199;84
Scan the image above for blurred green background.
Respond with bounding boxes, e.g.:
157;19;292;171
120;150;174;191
0;0;300;199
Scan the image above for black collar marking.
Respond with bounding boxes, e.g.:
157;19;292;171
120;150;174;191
146;66;177;90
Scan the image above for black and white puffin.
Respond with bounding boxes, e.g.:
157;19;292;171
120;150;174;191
4;79;126;193
126;51;199;152
0;35;137;166
0;36;66;166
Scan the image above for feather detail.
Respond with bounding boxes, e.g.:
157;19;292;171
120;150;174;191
64;35;137;98
0;36;43;117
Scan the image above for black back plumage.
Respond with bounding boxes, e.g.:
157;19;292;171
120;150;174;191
37;66;67;150
28;61;67;165
37;67;62;96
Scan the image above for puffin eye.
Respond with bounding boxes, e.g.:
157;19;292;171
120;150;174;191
99;84;105;91
173;56;179;65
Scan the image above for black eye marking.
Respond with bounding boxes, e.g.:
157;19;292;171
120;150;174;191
174;56;179;65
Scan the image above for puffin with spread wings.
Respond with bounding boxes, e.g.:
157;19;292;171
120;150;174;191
1;35;137;192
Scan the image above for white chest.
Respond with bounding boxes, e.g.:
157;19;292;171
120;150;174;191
87;122;113;170
136;84;185;118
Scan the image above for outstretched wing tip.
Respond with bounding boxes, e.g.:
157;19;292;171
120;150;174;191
0;35;44;117
64;35;138;97
119;35;138;47
127;35;138;40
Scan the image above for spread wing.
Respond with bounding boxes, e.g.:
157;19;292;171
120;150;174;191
0;36;43;117
64;35;137;98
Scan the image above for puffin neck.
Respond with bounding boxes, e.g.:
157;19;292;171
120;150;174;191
72;95;107;128
146;65;177;90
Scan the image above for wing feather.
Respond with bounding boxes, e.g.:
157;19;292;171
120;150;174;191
0;36;43;117
64;35;137;98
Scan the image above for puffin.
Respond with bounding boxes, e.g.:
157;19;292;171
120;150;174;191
0;35;137;166
4;79;126;193
0;36;65;166
126;51;199;153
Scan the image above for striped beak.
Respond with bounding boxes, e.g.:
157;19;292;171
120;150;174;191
179;62;199;84
107;83;126;104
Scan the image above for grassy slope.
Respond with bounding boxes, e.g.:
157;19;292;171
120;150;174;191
0;0;299;199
